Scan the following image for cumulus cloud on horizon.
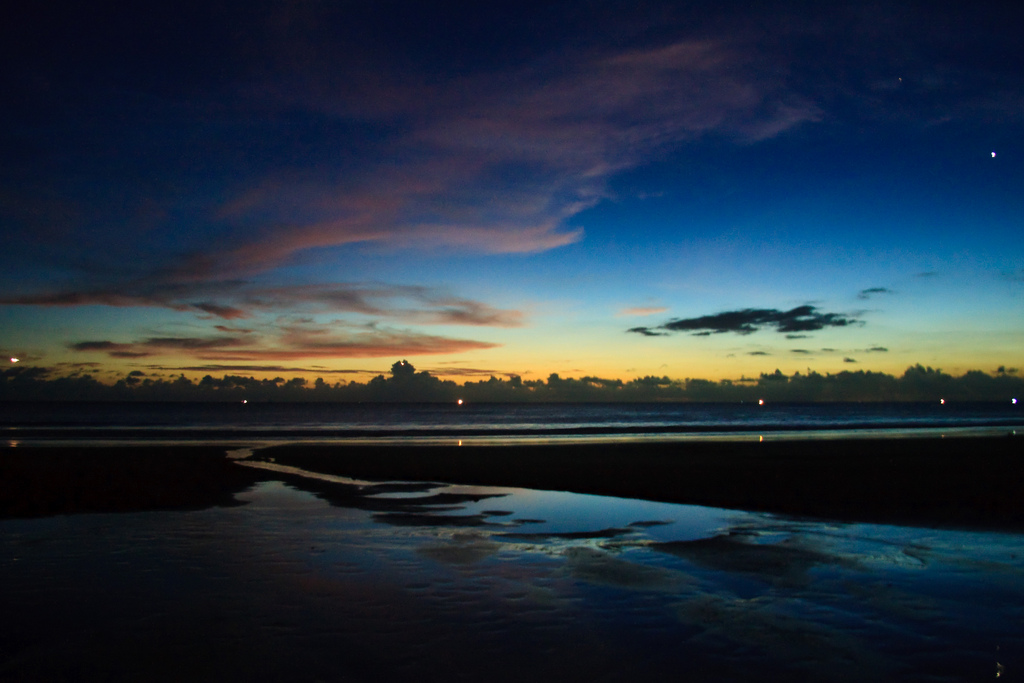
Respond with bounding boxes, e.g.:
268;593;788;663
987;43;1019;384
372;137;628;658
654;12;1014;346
628;305;861;338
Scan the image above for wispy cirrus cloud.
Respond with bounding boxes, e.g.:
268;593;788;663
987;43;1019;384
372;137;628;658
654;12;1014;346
0;283;252;319
192;303;250;320
3;21;820;356
3;281;524;327
70;336;249;359
618;306;669;317
245;284;525;327
147;364;373;375
68;342;151;358
418;366;510;378
70;325;499;362
198;333;497;361
118;35;816;281
14;277;518;362
857;287;894;300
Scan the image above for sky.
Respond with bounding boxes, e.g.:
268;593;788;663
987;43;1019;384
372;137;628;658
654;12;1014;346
2;1;1022;387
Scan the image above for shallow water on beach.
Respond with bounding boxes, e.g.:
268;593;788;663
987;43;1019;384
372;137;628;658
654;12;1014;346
1;473;1022;682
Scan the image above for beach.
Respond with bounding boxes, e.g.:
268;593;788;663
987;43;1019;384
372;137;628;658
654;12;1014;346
5;434;1020;530
2;435;1023;681
251;434;1024;531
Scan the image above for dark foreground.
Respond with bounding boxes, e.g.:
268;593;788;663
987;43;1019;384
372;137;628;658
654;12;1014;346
2;436;1023;682
2;434;1022;530
256;435;1024;531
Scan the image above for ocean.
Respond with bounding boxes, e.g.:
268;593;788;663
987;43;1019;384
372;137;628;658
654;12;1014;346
2;400;1022;445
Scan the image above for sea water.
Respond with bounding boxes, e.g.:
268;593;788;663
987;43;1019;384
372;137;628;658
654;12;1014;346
2;400;1022;445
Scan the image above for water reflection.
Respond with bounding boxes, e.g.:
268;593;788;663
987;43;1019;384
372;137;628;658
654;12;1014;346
1;474;1021;682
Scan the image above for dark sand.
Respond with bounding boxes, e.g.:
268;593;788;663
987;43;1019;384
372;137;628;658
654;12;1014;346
253;434;1024;531
0;446;263;517
2;438;1023;682
2;434;1022;530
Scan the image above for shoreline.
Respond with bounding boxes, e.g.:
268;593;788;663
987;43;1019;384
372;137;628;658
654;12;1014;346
4;421;1022;441
254;434;1024;531
2;434;1022;531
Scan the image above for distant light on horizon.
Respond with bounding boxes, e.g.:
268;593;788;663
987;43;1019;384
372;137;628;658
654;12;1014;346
940;398;945;404
457;399;464;405
758;398;765;406
1013;398;1018;405
9;358;18;363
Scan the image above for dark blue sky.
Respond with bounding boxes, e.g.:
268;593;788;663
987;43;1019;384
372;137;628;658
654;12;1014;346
2;1;1022;384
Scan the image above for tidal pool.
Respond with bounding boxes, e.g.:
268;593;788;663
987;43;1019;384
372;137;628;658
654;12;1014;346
1;475;1021;682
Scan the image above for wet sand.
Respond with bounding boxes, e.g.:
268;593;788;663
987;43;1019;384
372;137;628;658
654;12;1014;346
2;438;1023;681
3;434;1021;530
0;446;263;517
255;434;1024;531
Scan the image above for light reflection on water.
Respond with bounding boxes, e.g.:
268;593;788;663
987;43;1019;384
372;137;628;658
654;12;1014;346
441;486;747;541
1;478;1021;682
